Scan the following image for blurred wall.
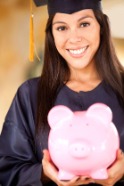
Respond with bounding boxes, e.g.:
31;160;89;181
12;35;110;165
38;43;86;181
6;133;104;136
0;0;47;131
0;0;124;132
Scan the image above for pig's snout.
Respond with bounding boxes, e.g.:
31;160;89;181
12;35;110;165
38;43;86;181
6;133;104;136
69;142;90;158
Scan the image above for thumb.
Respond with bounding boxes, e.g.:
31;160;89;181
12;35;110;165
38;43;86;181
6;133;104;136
43;149;51;161
116;149;124;160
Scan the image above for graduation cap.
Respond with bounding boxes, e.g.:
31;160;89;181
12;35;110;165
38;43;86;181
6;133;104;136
33;0;102;15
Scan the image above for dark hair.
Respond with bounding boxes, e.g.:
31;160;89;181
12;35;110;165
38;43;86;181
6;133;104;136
36;10;124;133
93;10;124;98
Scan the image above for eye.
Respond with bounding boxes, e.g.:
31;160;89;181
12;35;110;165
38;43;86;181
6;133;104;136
80;22;90;28
56;26;67;31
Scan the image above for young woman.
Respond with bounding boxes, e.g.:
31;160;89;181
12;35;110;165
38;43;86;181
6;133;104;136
0;0;124;185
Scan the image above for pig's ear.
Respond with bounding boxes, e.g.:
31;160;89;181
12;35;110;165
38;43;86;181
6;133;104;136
47;105;73;129
86;103;112;124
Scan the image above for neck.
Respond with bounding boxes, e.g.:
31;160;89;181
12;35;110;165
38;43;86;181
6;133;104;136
66;65;102;92
69;62;100;83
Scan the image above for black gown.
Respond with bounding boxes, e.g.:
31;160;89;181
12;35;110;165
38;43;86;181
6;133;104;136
0;77;124;186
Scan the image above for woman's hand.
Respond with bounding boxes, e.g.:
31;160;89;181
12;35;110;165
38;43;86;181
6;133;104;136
42;149;94;186
93;149;124;186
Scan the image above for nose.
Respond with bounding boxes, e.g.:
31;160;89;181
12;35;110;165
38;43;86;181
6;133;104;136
69;142;90;158
69;29;82;43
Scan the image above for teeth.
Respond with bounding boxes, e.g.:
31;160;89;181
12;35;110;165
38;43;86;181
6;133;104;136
69;47;87;55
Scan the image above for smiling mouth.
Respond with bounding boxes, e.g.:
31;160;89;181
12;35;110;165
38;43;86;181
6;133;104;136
68;46;88;55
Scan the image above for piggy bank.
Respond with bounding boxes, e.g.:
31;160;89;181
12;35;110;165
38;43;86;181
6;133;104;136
47;103;119;180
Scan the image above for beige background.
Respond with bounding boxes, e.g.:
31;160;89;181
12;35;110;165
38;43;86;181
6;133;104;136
0;0;124;132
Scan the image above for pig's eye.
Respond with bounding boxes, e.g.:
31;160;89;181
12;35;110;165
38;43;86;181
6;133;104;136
69;124;73;127
86;123;89;126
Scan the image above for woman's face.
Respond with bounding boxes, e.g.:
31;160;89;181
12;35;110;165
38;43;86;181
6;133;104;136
52;9;100;72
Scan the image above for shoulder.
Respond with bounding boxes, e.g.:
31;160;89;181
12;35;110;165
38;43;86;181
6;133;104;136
16;77;40;101
18;77;40;94
8;77;40;114
4;77;40;125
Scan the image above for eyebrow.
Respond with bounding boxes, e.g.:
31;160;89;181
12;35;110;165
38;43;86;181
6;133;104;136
52;15;93;25
78;15;93;22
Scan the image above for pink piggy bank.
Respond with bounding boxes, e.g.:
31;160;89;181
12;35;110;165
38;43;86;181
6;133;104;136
47;103;119;180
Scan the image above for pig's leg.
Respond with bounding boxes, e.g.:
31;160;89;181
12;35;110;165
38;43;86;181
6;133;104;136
90;168;108;179
58;169;75;180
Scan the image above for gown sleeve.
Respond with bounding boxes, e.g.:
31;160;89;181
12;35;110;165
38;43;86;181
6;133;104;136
0;80;43;186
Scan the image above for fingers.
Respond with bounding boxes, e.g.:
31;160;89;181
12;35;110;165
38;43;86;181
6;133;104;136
43;149;51;161
57;176;93;186
115;149;124;160
42;149;124;186
80;176;95;184
42;150;59;184
93;149;124;186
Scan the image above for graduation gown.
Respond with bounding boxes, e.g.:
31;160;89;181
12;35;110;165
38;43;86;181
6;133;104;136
0;77;124;186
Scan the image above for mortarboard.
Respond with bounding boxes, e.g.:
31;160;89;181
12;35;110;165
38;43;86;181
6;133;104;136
33;0;102;15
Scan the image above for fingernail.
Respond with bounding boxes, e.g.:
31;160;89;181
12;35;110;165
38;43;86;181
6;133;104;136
120;150;124;156
81;176;90;180
85;177;90;180
76;177;80;181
